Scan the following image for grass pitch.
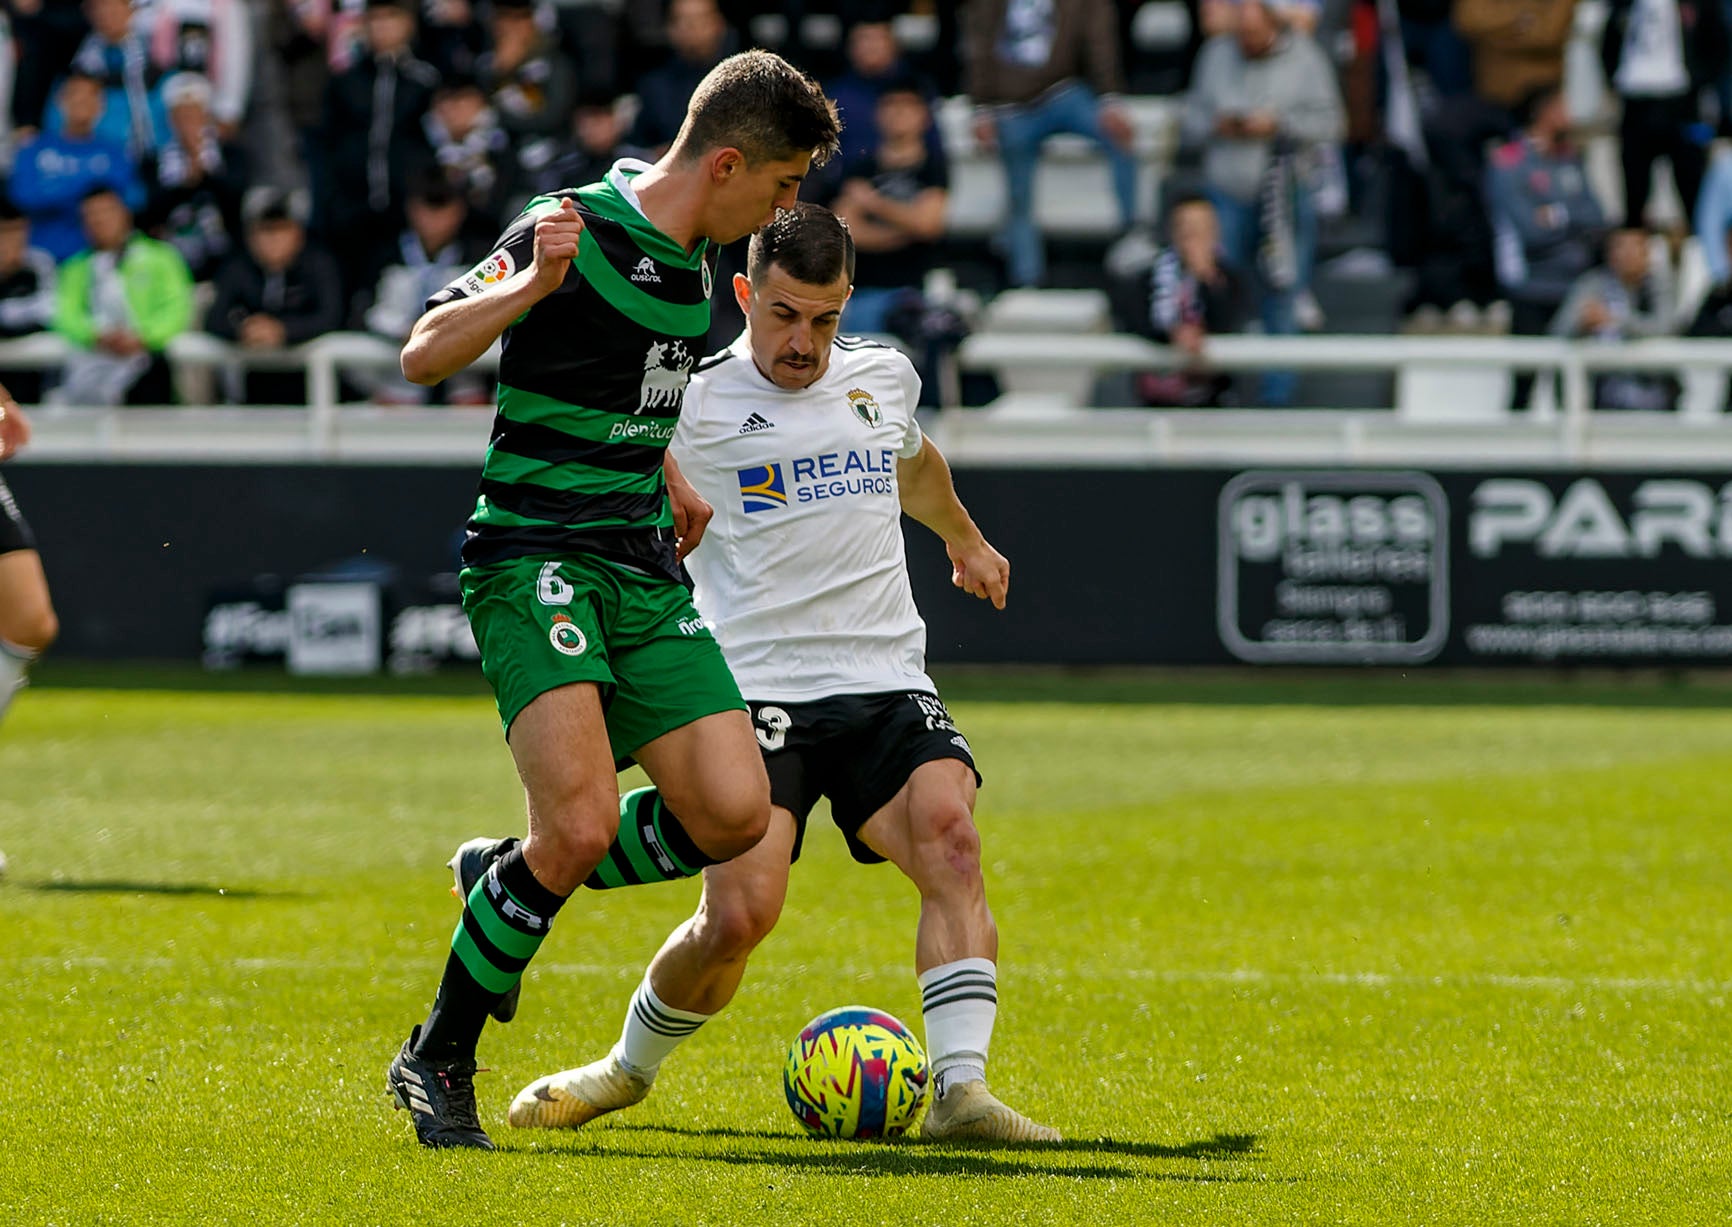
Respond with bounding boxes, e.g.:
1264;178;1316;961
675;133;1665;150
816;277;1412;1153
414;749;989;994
1;670;1728;1225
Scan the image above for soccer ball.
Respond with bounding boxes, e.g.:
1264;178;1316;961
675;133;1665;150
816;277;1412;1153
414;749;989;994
783;1005;929;1139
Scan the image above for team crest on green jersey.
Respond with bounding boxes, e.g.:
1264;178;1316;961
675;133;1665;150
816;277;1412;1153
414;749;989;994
847;387;882;428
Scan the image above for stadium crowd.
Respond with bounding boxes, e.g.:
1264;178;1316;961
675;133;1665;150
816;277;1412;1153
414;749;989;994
0;0;1728;409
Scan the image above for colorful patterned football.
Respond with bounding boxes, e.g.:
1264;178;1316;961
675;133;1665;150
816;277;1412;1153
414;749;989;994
783;1006;930;1139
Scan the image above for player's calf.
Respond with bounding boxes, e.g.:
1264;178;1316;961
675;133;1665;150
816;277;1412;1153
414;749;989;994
585;782;769;890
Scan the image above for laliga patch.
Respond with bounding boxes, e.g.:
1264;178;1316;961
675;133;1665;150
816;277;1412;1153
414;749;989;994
548;613;587;657
463;248;516;295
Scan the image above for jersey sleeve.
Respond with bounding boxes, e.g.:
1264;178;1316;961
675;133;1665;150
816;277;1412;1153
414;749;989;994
670;371;707;459
893;352;924;459
423;200;563;313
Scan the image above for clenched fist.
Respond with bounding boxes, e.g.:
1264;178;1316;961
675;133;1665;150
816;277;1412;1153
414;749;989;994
533;198;584;294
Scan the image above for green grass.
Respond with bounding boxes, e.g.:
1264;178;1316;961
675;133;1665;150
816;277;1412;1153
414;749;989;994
2;673;1728;1225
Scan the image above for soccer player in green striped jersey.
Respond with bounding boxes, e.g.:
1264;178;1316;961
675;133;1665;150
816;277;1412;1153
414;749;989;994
385;50;840;1150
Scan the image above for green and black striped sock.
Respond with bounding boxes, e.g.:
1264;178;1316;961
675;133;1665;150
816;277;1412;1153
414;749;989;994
416;845;564;1060
585;786;719;889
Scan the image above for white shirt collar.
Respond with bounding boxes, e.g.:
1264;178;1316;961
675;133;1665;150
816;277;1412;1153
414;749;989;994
605;158;655;219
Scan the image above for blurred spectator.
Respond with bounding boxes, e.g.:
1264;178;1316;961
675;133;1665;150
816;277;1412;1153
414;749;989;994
321;0;439;302
630;0;735;155
424;75;511;227
1485;85;1609;333
0;201;59;401
1395;0;1473;98
828;9;909;167
418;0;488;81
963;0;1137;288
479;0;576;146
1601;0;1726;227
359;172;489;403
831;73;948;337
58;0;171;158
1694;147;1732;282
143;0;255;138
514;91;647;206
1203;0;1321;37
52;184;192;404
205;186;342;402
1453;0;1578;112
1686;220;1732;332
12;0;91;133
1550;227;1680;409
140;72;246;282
1136;194;1252;408
12;70;147;261
1183;0;1344;399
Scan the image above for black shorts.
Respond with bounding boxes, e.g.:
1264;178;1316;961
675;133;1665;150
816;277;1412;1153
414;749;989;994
0;474;34;555
748;690;981;866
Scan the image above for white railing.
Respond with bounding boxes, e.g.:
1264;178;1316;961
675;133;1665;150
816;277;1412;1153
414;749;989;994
8;330;1732;468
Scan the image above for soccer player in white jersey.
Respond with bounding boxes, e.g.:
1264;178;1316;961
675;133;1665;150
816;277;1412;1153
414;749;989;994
503;203;1059;1143
0;389;58;730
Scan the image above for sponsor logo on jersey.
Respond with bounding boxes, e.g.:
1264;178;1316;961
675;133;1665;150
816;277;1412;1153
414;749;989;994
462;248;515;295
847;387;882;427
734;450;898;510
677;614;713;636
737;412;775;435
738;463;788;513
638;340;693;414
608;418;676;442
548;612;587;656
631;256;662;284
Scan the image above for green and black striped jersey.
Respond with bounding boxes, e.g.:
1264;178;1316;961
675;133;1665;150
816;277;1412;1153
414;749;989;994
428;160;718;578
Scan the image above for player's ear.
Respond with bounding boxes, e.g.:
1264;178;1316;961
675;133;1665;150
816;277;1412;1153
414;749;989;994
711;147;744;185
732;271;751;313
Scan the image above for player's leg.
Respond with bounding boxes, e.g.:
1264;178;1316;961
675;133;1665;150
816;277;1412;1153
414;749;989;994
508;807;799;1130
0;547;57;726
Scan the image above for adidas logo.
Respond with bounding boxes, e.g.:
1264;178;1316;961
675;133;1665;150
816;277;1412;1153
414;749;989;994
630;257;661;283
737;412;774;434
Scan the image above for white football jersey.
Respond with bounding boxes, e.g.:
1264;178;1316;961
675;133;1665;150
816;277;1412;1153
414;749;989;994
671;333;932;701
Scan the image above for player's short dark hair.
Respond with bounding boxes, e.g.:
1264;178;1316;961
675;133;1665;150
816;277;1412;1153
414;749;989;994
676;50;841;169
747;201;855;288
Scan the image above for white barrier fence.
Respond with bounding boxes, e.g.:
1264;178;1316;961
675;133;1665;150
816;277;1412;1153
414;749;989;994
8;330;1732;468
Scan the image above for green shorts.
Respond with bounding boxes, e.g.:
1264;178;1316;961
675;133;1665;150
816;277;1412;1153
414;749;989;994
461;553;745;757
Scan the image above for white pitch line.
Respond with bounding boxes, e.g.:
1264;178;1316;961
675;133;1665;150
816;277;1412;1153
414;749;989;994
7;957;1727;995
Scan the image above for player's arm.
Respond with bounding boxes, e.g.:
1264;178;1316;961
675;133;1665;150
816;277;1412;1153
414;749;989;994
0;384;29;462
898;435;1009;610
664;450;713;562
400;198;584;386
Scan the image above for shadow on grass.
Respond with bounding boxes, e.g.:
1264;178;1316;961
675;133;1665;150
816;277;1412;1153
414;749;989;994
29;879;303;899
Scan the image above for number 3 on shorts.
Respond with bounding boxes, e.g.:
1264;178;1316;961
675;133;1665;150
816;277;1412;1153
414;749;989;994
754;704;791;751
537;562;573;606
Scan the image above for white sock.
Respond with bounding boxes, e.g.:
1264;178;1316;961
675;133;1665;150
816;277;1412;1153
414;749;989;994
613;973;711;1080
919;957;998;1098
0;639;36;726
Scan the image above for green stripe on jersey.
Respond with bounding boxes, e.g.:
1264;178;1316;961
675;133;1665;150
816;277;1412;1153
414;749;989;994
483;449;666;495
496;384;681;441
565;187;709;269
576;239;709;336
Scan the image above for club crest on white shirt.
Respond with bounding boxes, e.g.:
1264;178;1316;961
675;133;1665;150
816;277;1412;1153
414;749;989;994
847;387;882;427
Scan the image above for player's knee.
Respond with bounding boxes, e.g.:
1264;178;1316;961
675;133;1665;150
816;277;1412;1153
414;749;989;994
693;782;771;861
528;801;617;880
912;801;983;890
695;892;781;961
6;605;56;652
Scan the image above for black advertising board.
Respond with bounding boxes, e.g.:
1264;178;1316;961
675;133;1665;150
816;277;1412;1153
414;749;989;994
10;463;1732;668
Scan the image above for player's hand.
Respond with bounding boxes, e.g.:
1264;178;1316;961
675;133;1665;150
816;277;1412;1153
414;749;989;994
947;538;1009;611
532;197;583;295
0;400;30;462
665;453;713;561
1099;104;1135;151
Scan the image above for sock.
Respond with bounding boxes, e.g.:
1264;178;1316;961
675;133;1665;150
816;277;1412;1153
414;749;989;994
0;639;37;726
585;786;720;889
612;972;711;1079
416;843;567;1061
919;957;998;1098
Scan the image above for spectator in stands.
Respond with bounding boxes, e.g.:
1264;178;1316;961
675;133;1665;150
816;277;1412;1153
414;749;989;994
141;72;246;283
1453;0;1578;113
1485;85;1610;334
828;8;910;168
831;73;949;337
1395;0;1474;98
511;91;646;208
11;70;146;262
261;0;359;194
424;75;512;228
1601;0;1727;228
204;187;342;402
359;172;491;404
418;0;488;82
321;0;439;304
1183;0;1343;401
964;0;1137;289
630;0;735;155
12;0;92;135
1137;193;1252;408
58;0;170;158
1550;227;1680;409
52;184;192;404
1686;220;1732;333
1694;148;1732;282
1202;0;1320;37
143;0;254;139
0;202;60;401
479;0;577;147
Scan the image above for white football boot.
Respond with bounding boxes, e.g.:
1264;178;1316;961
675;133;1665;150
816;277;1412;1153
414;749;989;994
921;1080;1061;1144
508;1053;652;1129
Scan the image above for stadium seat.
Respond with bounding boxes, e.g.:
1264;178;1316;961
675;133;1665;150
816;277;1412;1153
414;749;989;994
1131;1;1192;52
978;288;1112;335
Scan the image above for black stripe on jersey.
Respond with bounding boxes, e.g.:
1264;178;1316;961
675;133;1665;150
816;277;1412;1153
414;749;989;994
581;211;711;307
695;350;735;374
489;420;667;476
461;523;685;581
477;478;666;528
834;336;896;351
